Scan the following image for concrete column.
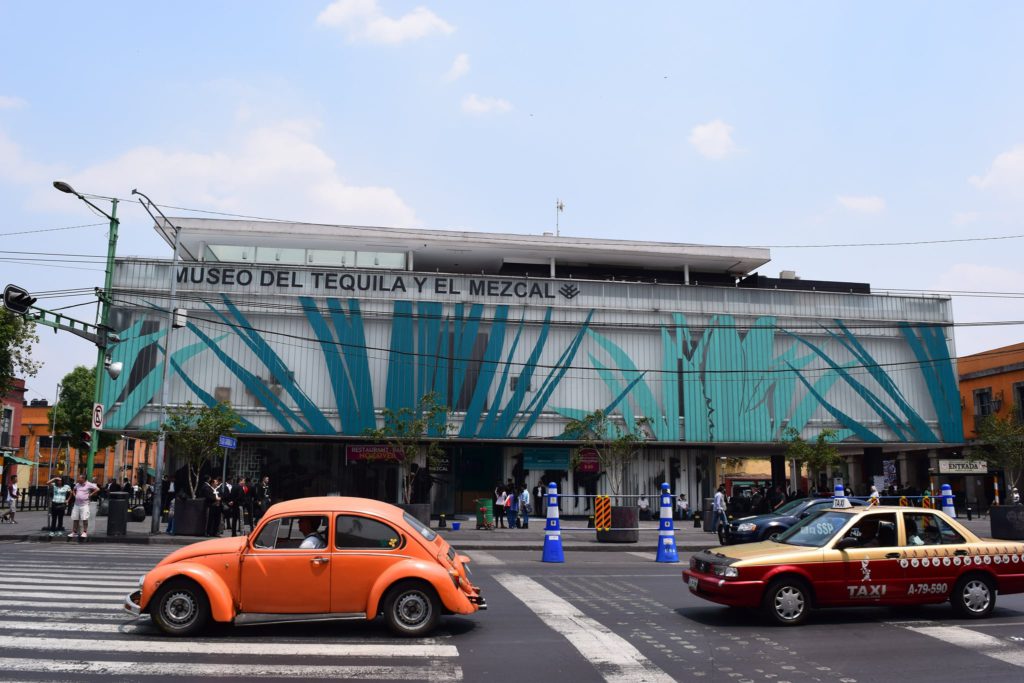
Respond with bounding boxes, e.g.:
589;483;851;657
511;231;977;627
896;452;910;486
844;455;862;493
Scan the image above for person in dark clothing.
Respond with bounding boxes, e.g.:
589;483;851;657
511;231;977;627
533;480;545;520
256;475;271;520
221;478;240;536
201;475;221;536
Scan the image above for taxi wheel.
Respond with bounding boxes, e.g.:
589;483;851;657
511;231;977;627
384;581;441;637
951;574;996;619
762;577;811;626
151;578;211;637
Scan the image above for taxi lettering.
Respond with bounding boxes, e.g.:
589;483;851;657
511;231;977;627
847;584;887;598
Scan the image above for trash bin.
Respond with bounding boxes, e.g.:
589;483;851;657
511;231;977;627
475;498;494;529
702;498;714;532
107;491;129;537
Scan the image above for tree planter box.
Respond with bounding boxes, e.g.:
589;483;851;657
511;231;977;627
398;503;431;528
173;499;208;537
596;506;639;543
990;505;1024;540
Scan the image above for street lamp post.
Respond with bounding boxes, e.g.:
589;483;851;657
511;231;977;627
53;181;118;479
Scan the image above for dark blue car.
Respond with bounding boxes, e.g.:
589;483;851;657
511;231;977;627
723;497;867;544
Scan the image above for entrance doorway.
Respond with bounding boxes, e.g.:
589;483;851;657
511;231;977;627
452;446;502;514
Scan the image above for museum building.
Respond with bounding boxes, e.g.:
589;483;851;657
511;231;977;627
102;218;964;515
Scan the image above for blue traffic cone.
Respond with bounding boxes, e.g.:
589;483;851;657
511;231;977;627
656;482;678;563
941;483;956;518
542;482;564;563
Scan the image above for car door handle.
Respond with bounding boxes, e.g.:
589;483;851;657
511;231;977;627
954;549;969;556
310;557;329;565
885;552;900;559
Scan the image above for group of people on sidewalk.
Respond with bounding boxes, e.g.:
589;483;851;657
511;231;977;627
181;473;271;537
493;480;533;529
44;474;99;538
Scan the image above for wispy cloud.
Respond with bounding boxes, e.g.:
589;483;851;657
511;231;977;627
316;0;454;45
836;195;885;213
0;96;27;110
969;144;1024;196
443;53;470;82
688;119;737;160
461;94;512;115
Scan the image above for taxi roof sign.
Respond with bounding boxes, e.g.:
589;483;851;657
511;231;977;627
832;496;852;509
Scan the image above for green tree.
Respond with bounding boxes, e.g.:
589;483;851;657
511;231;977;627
363;392;451;504
50;366;118;469
163;401;244;498
781;426;842;490
0;309;40;396
563;409;651;497
971;407;1024;492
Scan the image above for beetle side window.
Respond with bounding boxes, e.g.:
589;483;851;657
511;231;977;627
253;516;328;549
335;515;404;550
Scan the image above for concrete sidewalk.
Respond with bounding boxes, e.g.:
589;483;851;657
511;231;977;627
0;506;718;552
0;506;1002;553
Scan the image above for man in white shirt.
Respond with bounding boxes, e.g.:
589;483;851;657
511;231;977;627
299;517;326;549
712;485;728;533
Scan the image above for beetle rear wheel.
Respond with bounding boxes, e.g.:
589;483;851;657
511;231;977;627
383;581;441;637
151;578;211;637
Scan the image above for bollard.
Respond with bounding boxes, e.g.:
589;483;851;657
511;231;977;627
438;513;447;529
587;515;595;529
966;506;972;521
542;482;564;563
940;484;956;518
693;511;701;528
656;483;679;563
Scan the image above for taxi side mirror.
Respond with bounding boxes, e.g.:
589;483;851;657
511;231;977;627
835;536;859;551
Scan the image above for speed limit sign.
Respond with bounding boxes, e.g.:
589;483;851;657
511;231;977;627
92;403;104;430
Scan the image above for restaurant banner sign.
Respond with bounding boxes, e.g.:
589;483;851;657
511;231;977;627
346;445;403;463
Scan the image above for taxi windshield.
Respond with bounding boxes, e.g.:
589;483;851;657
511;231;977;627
775;510;852;547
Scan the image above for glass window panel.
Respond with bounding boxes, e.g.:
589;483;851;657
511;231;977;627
307;249;354;266
206;245;255;262
354;251;406;269
256;247;305;265
335;514;404;550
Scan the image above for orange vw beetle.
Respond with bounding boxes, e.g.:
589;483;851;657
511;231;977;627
125;497;486;637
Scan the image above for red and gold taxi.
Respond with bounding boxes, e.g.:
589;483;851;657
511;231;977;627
126;497;485;637
683;502;1024;625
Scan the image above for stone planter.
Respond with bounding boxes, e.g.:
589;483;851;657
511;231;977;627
398;503;432;528
596;506;639;543
990;505;1024;540
173;498;208;537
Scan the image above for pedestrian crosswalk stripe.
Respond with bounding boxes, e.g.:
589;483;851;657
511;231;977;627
3;564;149;574
0;599;124;611
4;576;136;588
0;621;147;634
2;634;460;658
0;609;130;620
904;625;1024;668
0;582;126;594
495;573;674;683
4;590;124;600
0;658;462;680
464;551;501;566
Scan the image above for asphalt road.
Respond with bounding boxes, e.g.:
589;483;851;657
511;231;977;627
2;542;1024;682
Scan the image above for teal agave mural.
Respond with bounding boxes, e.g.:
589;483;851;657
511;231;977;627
101;296;963;444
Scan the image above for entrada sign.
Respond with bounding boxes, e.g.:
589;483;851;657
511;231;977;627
177;266;569;300
938;459;988;474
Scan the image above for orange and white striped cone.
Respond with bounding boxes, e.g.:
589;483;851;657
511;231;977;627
656;483;679;563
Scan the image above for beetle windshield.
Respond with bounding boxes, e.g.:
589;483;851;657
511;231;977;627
775;510;853;547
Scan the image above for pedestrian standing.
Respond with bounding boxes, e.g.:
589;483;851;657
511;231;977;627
4;475;18;523
223;478;242;536
713;485;728;534
200;475;221;536
494;482;507;528
47;476;71;535
256;475;271;521
69;474;99;540
533;480;545;520
166;486;177;535
506;487;519;529
676;493;689;521
638;494;651;520
519;485;531;529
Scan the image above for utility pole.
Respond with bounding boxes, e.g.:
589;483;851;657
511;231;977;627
556;199;564;237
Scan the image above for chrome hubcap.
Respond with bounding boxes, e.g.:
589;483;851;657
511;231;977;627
774;586;805;620
395;592;430;627
963;580;991;613
164;591;197;625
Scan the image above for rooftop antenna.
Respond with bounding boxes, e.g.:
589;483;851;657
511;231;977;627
555;198;564;236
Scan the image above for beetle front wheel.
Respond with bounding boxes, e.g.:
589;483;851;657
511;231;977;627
151;578;211;637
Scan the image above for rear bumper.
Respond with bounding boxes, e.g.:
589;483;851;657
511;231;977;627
469;593;487;610
124;590;142;617
683;569;764;608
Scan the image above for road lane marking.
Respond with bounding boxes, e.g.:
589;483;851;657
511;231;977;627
0;599;124;610
495;573;674;683
464;551;501;566
0;658;462;680
0;610;133;620
3;576;137;587
905;625;1024;668
627;552;654;561
2;590;124;600
0;583;126;593
0;634;459;658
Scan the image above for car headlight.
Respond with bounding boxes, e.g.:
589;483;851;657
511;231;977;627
712;565;739;578
737;523;757;532
138;574;146;588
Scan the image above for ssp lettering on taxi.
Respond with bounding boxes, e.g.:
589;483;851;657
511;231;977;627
683;497;1024;625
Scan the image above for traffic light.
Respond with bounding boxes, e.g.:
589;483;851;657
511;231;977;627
79;430;92;449
2;284;36;315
